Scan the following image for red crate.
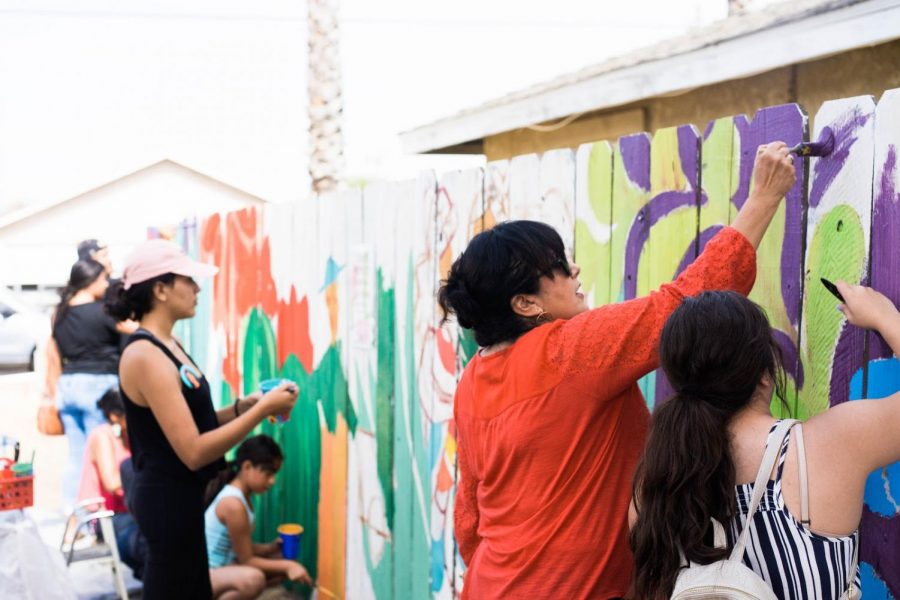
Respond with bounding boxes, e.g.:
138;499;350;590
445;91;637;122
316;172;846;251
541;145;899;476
0;476;34;511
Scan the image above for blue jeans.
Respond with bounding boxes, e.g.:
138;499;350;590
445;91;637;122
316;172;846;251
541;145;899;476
56;373;118;507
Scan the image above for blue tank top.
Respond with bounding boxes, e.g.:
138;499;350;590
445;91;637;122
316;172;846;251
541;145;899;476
205;484;254;568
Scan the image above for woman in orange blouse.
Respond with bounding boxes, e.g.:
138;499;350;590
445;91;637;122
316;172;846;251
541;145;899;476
437;143;796;599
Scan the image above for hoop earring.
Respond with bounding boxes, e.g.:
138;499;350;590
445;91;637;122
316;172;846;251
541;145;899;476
534;309;548;323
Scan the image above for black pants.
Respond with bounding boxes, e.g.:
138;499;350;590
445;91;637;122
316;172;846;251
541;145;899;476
131;477;211;600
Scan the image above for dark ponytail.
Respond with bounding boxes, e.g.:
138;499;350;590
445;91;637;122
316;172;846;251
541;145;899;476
105;273;176;322
53;259;106;330
204;434;283;507
630;291;786;599
437;220;571;347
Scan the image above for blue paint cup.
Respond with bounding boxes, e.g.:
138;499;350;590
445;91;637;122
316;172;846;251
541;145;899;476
278;523;303;560
260;378;296;423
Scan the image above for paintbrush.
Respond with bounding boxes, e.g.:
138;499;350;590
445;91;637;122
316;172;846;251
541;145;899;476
789;126;835;157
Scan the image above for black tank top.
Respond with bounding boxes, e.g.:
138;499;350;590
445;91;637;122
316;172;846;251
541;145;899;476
120;329;225;483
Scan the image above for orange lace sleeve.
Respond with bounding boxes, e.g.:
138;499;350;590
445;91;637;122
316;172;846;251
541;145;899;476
454;428;481;566
548;227;756;387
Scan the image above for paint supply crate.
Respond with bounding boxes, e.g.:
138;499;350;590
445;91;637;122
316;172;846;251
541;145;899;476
0;475;34;511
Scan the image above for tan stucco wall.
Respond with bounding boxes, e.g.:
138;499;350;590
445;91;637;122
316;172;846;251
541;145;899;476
483;39;900;160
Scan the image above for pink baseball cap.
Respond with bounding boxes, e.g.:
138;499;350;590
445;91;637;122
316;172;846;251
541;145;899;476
123;239;219;290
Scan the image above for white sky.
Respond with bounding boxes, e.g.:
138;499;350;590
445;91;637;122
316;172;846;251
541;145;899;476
0;0;754;211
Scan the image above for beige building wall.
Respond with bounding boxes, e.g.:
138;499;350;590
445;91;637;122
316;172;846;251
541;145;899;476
483;39;900;160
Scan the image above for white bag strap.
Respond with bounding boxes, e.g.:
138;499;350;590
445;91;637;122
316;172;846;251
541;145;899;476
794;423;810;524
793;422;858;596
730;419;798;561
712;518;727;549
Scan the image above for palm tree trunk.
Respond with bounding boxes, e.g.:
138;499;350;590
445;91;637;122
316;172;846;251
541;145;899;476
308;0;345;195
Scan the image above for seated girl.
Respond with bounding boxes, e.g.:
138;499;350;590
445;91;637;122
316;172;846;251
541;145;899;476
205;435;313;600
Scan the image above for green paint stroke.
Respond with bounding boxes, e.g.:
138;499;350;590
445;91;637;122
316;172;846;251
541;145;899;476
392;257;431;599
611;143;651;302
699;117;737;230
376;268;396;532
458;328;479;366
574;142;614;306
240;306;355;585
242;308;279;395
798;205;866;418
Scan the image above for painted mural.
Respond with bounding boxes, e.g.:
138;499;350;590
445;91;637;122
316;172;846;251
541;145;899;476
164;89;900;599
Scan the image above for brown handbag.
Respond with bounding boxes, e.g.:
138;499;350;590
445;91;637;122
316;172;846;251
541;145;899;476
37;402;64;436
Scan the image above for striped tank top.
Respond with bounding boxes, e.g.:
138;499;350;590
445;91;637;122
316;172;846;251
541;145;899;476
205;484;254;568
727;422;860;599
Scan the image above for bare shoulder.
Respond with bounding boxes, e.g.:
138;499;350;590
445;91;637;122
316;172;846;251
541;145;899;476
804;391;900;471
119;339;178;406
121;340;178;377
217;496;251;528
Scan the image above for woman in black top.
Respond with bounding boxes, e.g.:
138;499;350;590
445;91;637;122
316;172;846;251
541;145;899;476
53;258;121;507
108;239;298;600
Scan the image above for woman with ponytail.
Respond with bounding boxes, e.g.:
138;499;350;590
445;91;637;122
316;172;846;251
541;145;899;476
205;435;312;598
111;239;299;599
631;287;900;598
438;144;796;599
52;258;121;507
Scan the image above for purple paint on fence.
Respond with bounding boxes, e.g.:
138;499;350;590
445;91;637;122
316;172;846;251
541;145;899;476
829;313;868;408
860;506;900;597
622;191;697;299
771;328;804;389
744;105;807;327
684;224;722;269
809;107;872;208
619;134;652;192
677;125;699;188
732;116;753;211
870;145;900;360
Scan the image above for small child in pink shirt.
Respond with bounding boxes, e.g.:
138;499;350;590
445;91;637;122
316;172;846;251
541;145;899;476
77;388;130;512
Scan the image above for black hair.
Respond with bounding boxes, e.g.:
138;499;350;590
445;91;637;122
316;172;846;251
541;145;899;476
630;291;787;599
96;387;125;421
204;434;284;507
436;220;571;347
105;273;176;321
53;259;107;329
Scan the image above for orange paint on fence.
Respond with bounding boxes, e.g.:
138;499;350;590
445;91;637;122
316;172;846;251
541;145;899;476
277;286;314;374
199;207;282;390
318;414;348;600
325;283;339;343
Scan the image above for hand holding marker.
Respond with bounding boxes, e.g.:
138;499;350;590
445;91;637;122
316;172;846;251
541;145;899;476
260;378;299;423
820;278;845;303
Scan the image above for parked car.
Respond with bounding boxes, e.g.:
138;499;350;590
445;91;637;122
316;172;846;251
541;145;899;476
0;288;50;371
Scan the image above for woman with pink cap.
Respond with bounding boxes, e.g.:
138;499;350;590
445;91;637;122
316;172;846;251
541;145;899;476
107;239;298;600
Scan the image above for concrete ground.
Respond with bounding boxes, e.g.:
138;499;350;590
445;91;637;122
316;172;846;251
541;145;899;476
0;371;304;599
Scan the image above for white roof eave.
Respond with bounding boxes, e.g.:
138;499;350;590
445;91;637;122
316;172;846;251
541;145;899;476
400;0;900;154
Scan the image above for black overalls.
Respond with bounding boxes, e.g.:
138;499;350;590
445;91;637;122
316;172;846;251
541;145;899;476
121;329;225;600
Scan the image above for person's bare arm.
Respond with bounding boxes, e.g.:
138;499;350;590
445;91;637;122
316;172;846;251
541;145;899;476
44;336;62;400
93;431;123;495
729;142;796;248
817;283;900;471
115;319;139;335
216;392;263;426
218;499;313;585
120;340;297;471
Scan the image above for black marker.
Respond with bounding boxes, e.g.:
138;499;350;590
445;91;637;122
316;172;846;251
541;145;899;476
820;278;845;303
